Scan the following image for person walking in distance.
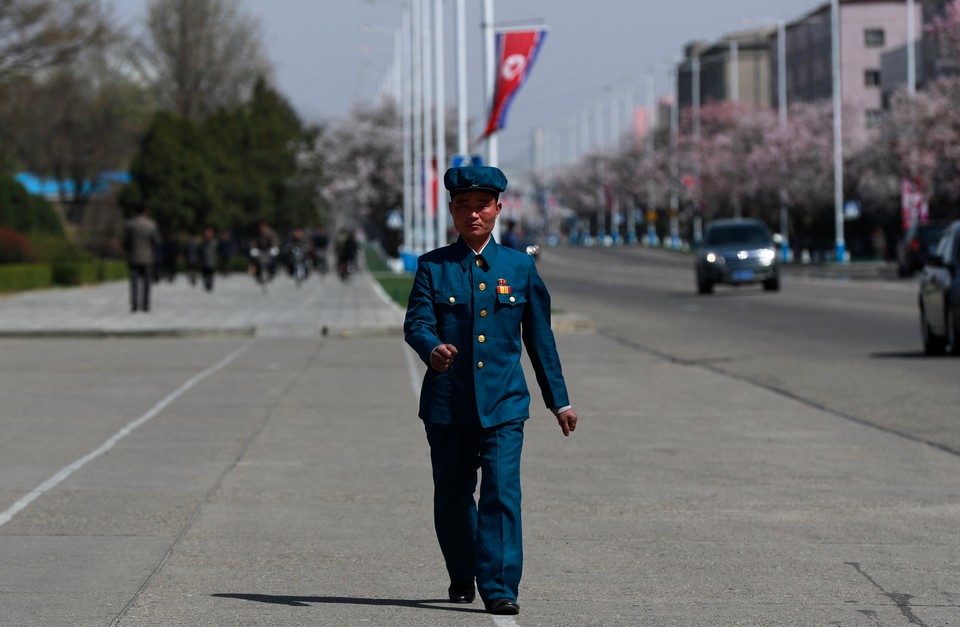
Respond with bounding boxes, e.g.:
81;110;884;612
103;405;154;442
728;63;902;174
404;165;578;616
122;206;161;312
200;227;218;291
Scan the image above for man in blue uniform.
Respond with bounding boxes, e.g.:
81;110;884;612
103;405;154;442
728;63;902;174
404;165;578;616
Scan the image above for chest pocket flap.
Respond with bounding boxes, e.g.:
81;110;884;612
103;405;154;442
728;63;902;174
436;291;469;307
496;293;526;306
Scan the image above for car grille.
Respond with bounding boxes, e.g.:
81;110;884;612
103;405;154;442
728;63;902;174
721;252;764;270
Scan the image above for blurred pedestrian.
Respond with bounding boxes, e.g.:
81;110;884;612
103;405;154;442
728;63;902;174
184;234;201;286
217;230;235;275
201;227;218;291
311;226;330;275
334;228;358;280
404;165;578;616
501;219;521;250
122;206;161;313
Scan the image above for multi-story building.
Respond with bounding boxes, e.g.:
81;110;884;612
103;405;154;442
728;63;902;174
677;27;776;110
775;0;918;144
677;0;919;146
882;0;954;100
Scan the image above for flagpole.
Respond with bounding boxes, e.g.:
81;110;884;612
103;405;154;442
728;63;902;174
434;0;447;246
455;0;468;156
401;8;414;262
421;0;435;252
482;0;500;242
411;0;424;255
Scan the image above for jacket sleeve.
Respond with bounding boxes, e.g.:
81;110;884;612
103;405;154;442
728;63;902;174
404;258;441;366
521;259;570;411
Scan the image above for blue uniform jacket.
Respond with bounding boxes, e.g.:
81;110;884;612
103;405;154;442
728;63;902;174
404;237;570;428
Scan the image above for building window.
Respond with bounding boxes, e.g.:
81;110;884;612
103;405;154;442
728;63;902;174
865;109;883;129
864;28;885;48
865;69;882;87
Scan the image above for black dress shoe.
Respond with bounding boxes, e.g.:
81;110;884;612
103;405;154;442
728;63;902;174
447;580;475;603
485;598;520;615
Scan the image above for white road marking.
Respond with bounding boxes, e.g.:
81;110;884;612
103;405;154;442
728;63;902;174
0;342;251;528
493;616;521;626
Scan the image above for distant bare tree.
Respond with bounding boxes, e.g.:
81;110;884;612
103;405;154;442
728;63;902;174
134;0;272;121
0;0;109;81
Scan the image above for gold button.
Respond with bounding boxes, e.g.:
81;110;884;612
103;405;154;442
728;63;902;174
475;259;483;267
478;335;485;343
477;361;484;369
509;296;516;303
479;309;487;318
449;296;456;303
479;282;486;291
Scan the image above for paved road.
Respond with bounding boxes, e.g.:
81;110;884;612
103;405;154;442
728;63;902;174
0;257;957;626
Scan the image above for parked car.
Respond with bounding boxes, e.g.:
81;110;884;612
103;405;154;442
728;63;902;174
898;220;949;277
695;218;780;295
918;220;960;355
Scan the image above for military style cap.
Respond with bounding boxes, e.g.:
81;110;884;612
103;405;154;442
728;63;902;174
443;166;508;196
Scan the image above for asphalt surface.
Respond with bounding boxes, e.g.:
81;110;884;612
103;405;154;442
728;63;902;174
0;256;957;626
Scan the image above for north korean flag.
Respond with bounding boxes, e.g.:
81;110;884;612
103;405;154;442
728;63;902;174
482;27;548;139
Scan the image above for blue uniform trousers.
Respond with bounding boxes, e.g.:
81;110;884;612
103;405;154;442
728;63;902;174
424;417;525;603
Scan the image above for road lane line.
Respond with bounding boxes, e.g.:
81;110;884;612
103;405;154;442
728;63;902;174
0;342;252;528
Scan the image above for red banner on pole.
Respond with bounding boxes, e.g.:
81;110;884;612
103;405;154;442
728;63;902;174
482;28;548;139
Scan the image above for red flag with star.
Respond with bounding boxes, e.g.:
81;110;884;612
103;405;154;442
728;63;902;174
482;27;548;139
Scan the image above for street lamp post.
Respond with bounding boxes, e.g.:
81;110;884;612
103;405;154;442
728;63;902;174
669;67;680;249
433;0;446;246
831;0;846;263
907;0;916;95
776;19;791;262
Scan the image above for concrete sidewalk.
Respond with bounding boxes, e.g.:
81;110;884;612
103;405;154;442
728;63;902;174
0;270;406;338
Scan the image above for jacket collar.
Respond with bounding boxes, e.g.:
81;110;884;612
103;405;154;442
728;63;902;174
453;236;500;270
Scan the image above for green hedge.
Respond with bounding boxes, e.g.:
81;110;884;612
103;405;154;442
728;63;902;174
0;261;128;293
0;263;53;292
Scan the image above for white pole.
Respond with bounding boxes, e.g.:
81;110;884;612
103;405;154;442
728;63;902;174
907;0;916;94
645;73;656;247
482;0;500;242
692;54;702;245
594;100;605;240
421;0;435;252
411;0;423;255
670;66;680;249
580;109;590;158
402;9;414;259
777;19;791;261
434;0;447;246
623;85;635;150
594;99;604;152
455;0;468;155
831;0;845;263
730;40;740;103
609;96;620;151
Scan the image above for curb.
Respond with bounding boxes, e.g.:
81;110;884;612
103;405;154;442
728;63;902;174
0;327;257;339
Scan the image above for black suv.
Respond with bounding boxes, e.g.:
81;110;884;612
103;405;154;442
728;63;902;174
695;218;780;295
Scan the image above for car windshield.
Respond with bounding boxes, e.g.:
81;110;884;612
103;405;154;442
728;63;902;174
705;224;770;246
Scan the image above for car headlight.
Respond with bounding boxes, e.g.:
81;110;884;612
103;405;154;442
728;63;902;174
705;252;718;263
758;249;776;266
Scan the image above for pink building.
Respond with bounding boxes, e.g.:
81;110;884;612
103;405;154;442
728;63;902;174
780;0;922;146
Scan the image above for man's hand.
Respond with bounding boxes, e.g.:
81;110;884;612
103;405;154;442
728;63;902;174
430;344;458;372
556;408;578;436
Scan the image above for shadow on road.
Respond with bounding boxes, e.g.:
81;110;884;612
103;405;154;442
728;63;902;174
211;593;484;613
